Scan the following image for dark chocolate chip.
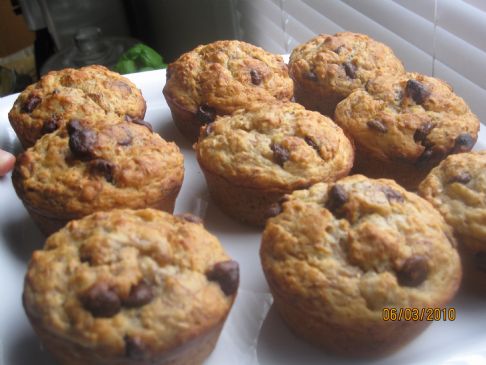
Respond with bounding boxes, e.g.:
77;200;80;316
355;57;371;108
452;133;475;153
382;186;404;203
406;79;430;104
177;213;203;224
52;88;60;95
67;120;97;161
270;143;290;167
343;62;357;79
448;171;472;184
125;115;153;133
416;148;435;166
304;70;318;81
474;252;486;272
250;69;262;85
21;95;42;113
265;202;282;219
326;185;349;215
414;122;435;143
206;260;239;296
89;159;115;183
304;136;320;152
367;120;388;133
397;256;428;287
196;104;216;125
41;117;59;135
333;45;344;54
81;282;121;318
123;281;154;308
204;123;213;137
124;336;147;360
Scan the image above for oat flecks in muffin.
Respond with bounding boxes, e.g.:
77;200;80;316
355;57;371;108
23;209;238;363
8;65;146;148
196;102;354;191
289;32;405;116
418;151;486;254
261;175;461;356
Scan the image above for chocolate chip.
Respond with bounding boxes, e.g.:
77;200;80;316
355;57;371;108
125;115;153;133
448;171;472;184
304;70;318;81
304;136;320;152
367;120;388;133
206;260;239;296
250;69;262;85
196;104;216;125
343;62;357;79
333;46;344;54
326;185;348;215
397;256;428;287
406;79;430;104
67;120;97;161
124;336;147;360
21;95;41;113
81;282;121;318
382;186;404;203
416;148;435;166
41;117;59;135
270;143;290;167
89;159;115;183
474;252;486;272
265;202;282;219
123;281;153;308
177;213;203;224
452;133;475;153
414;122;435;143
110;80;132;94
204;123;213;137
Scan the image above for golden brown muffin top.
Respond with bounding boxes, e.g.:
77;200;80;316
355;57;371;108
335;72;480;165
23;209;238;359
261;175;461;320
195;102;354;190
163;40;293;120
13;120;184;216
289;32;405;98
418;151;486;252
8;65;146;148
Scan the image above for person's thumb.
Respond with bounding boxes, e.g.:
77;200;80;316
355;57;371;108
0;150;15;177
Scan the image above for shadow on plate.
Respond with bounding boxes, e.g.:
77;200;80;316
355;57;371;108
3;214;44;262
150;114;194;151
7;330;57;365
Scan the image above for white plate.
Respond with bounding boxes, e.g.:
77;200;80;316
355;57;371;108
1;69;486;365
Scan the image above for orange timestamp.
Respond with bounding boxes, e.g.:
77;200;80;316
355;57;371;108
382;307;456;321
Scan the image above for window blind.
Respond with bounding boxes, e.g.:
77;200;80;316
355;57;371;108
235;0;486;127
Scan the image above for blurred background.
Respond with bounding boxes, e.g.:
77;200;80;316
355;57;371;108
0;0;484;123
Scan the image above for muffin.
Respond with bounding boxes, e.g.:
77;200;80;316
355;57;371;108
334;72;480;189
261;175;462;357
195;102;354;227
418;151;486;270
163;40;293;141
289;32;405;117
9;65;146;149
13;119;184;235
23;208;239;365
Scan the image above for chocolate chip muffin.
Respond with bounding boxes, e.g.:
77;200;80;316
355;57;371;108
289;32;405;117
163;40;293;141
195;102;354;227
13;119;184;235
418;151;486;270
9;65;146;149
334;72;480;189
261;175;461;357
23;208;239;365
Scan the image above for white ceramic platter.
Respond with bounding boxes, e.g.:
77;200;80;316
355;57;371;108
1;69;485;365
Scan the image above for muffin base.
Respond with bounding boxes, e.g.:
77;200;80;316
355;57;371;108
201;167;289;227
21;186;181;236
25;307;225;365
163;91;203;143
271;294;431;358
293;84;344;118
